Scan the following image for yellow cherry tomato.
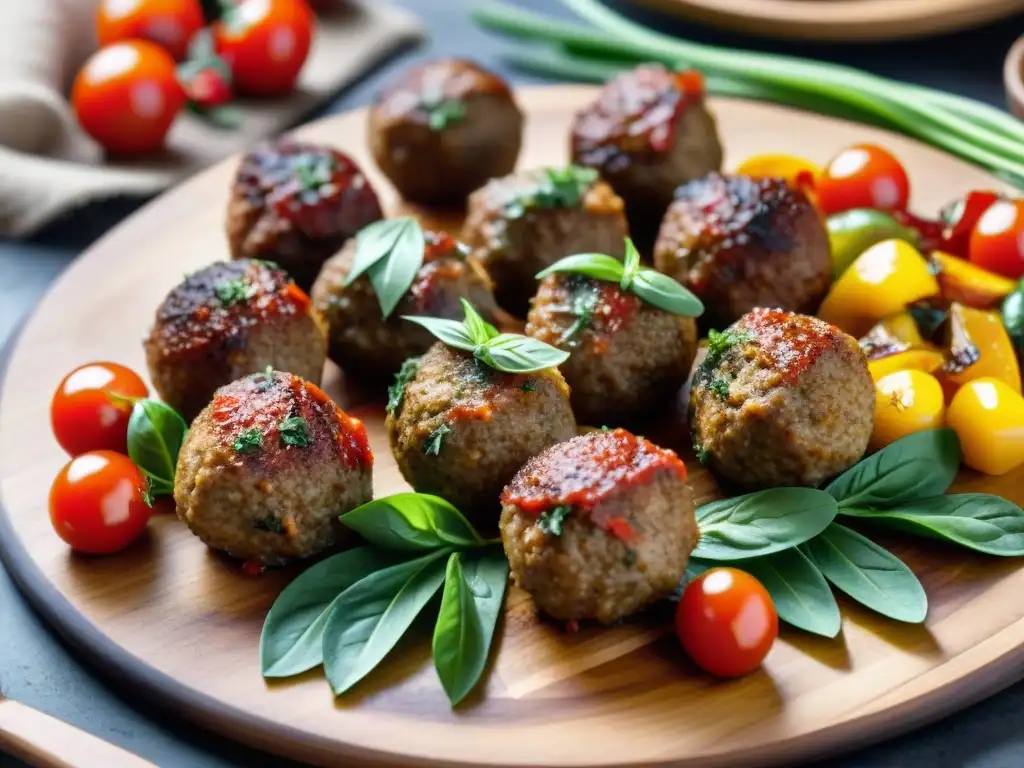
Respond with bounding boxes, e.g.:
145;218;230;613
932;251;1017;310
946;377;1024;475
868;349;945;381
940;303;1022;395
735;153;822;194
818;239;940;337
870;370;946;451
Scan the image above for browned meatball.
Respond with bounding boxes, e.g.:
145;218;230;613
144;260;327;422
570;64;723;251
689;307;874;490
386;342;576;527
654;172;832;330
525;274;698;427
500;428;697;624
310;230;498;380
462;167;628;317
368;58;523;206
174;370;373;565
227;138;383;291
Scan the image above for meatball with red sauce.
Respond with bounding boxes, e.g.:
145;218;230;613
462;167;628;316
174;370;373;565
369;58;523;205
386;342;576;527
690;308;874;490
500;428;697;624
571;65;723;251
311;230;498;380
525;274;698;427
144;259;327;422
654;172;832;330
227;138;383;291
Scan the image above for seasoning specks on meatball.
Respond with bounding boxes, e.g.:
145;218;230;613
174;370;373;564
500;428;697;624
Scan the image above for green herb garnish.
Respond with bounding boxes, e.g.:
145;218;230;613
255;516;284;534
346;218;426;318
623;550;637;567
706;329;753;363
520;379;537;392
387;357;421;417
278;416;311;447
709;377;730;401
426;99;467;131
293;153;336;190
694;441;708;465
504;166;599;219
215;278;254;306
257;366;275;391
234;427;263;454
559;283;599;344
538;505;572;536
424;423;452;456
126;399;188;499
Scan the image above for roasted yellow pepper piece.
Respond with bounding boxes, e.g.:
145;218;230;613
946;377;1024;475
940;303;1021;395
868;349;945;381
870;370;946;451
818;239;940;337
734;153;821;192
932;251;1017;310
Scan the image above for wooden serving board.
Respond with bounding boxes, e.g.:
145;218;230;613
2;86;1024;768
624;0;1023;42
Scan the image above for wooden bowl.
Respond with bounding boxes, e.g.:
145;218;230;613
1004;34;1024;120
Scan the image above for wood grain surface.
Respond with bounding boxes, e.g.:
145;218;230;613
2;86;1024;768
623;0;1023;41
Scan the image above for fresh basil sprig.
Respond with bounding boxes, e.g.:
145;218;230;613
340;493;484;552
536;237;704;318
404;299;570;374
692;488;837;561
346;218;426;318
124;398;188;497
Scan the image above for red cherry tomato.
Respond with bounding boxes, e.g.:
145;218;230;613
96;0;205;61
49;451;152;555
816;144;911;216
51;362;149;457
213;0;314;97
676;567;778;678
969;199;1024;279
72;40;186;156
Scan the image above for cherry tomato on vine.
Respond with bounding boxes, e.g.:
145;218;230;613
816;144;910;216
213;0;314;97
72;40;186;156
969;199;1024;280
51;362;148;457
96;0;205;61
676;567;778;678
49;451;152;555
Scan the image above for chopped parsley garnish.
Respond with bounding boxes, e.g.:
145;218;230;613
505;166;599;220
424;423;451;456
234;427;263;453
520;379;537;392
706;329;753;363
600;425;611;432
278;416;311;447
387;357;421;417
710;377;730;401
695;443;709;465
426;99;467;131
538;505;572;536
215;278;254;306
254;516;283;534
559;284;600;345
293;153;335;191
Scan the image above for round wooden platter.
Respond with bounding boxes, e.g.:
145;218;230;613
624;0;1023;41
2;85;1024;768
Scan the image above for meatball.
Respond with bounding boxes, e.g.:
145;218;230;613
386;342;576;526
689;307;874;490
570;64;723;251
462;167;628;316
368;58;523;206
525;274;698;427
311;230;498;380
173;370;373;565
654;172;832;330
227;138;383;291
500;428;697;624
144;259;327;422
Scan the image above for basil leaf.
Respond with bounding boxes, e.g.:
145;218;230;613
367;219;426;318
433;549;509;706
401;315;478;352
346;219;404;285
619;237;642;290
825;428;961;509
802;523;927;623
322;549;451;695
734;549;841;638
460;298;498;345
535;253;625;282
477;333;570;373
843;494;1024;556
692;488;837;561
127;399;188;493
631;268;705;317
260;547;400;677
340;492;483;552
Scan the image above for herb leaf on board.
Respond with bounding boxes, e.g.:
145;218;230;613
802;523;927;623
432;549;509;706
842;494;1024;556
323;549;451;696
260;547;401;678
126;399;188;496
692;488;838;561
824;428;961;510
340;493;483;552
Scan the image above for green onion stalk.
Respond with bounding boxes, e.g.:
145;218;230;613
472;0;1024;188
